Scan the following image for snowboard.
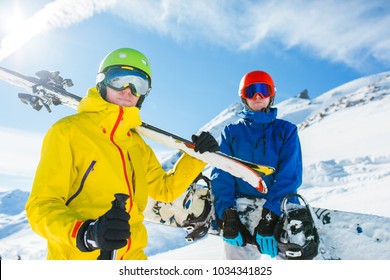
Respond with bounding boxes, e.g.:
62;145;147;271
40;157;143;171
0;66;274;193
310;206;390;259
144;181;390;260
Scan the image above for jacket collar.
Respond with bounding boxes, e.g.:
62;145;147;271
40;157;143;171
242;107;277;124
78;88;142;139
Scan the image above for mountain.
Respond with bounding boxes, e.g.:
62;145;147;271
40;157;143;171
0;71;389;259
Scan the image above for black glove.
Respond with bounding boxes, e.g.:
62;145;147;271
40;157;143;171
221;208;250;247
254;208;279;257
256;208;278;236
192;131;219;154
76;208;130;252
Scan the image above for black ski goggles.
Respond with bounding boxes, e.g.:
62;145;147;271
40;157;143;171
99;66;151;97
242;83;274;99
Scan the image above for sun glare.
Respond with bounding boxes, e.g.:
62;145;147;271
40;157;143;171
1;3;26;34
0;7;42;62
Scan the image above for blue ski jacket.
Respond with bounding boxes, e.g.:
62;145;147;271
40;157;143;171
211;107;302;219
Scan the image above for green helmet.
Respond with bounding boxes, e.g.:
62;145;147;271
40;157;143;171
96;48;152;108
98;48;152;78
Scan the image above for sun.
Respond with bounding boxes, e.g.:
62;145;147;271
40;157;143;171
1;3;26;34
0;6;42;62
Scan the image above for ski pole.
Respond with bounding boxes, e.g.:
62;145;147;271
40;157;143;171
97;193;129;260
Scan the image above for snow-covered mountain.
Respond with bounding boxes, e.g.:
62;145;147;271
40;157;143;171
1;71;389;260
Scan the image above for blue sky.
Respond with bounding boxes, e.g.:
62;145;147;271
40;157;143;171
0;0;389;190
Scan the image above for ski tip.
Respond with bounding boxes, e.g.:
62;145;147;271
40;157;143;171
256;179;268;194
183;142;195;149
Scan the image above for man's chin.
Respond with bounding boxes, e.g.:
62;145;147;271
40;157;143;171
118;100;134;107
252;105;266;111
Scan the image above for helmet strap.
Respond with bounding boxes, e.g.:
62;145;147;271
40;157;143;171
136;95;145;109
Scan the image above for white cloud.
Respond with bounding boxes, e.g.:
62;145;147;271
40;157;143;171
1;0;388;71
111;0;390;70
0;0;116;62
257;1;390;69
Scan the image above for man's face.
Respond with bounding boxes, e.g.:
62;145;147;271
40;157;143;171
105;86;140;107
246;95;271;111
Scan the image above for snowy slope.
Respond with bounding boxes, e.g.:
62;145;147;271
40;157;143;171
297;72;390;216
0;71;389;260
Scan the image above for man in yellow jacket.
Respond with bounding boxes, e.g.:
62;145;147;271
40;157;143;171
25;48;219;260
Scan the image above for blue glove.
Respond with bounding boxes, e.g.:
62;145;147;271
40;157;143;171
221;208;249;247
255;234;278;258
255;208;279;258
223;232;244;246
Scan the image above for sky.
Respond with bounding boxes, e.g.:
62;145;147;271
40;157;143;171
0;0;389;190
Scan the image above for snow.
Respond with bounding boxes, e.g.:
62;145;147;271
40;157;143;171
1;71;390;261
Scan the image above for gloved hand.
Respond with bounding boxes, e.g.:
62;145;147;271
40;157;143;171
76;207;130;252
221;207;249;247
192;131;219;154
255;208;279;258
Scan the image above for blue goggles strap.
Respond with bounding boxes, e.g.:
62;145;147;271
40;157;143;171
243;83;273;99
104;66;151;96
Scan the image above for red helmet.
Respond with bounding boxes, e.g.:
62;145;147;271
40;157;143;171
238;70;276;99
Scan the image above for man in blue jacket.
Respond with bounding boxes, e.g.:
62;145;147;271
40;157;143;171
211;70;302;259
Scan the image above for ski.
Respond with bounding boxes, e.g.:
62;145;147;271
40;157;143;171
0;66;275;193
0;66;80;112
137;122;274;193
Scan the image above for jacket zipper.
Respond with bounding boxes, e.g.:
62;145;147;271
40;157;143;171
262;124;267;157
110;106;133;259
66;160;96;206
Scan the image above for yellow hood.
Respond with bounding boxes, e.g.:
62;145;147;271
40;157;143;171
79;88;142;137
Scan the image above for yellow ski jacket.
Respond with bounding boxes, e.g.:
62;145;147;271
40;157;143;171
25;88;206;260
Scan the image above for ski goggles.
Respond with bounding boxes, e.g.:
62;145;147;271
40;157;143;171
100;66;151;96
242;83;274;100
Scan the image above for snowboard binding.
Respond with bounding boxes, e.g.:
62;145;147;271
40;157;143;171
150;173;214;242
181;174;214;242
274;193;319;260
